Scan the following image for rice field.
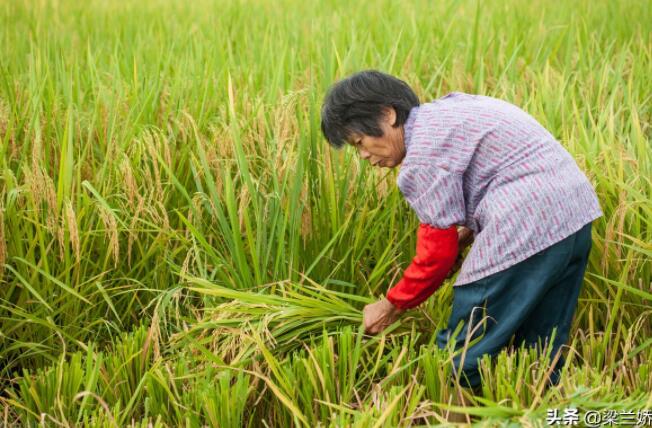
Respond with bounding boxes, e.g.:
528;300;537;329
0;0;650;425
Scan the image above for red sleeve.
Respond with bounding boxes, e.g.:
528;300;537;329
386;224;458;310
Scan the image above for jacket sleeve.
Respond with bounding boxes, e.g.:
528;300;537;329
386;224;459;310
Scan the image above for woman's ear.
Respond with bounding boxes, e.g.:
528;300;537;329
384;107;398;127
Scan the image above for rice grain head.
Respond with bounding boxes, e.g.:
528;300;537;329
209;121;235;160
127;196;145;266
120;156;139;208
64;200;80;266
180;249;195;278
22;164;59;235
0;97;8;140
237;185;250;232
143;131;164;199
98;204;120;268
155;200;171;234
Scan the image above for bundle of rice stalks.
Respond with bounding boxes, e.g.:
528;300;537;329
174;275;370;364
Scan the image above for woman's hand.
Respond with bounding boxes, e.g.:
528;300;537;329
447;226;474;278
363;297;405;335
457;226;474;249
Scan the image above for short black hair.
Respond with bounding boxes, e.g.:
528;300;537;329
320;70;420;149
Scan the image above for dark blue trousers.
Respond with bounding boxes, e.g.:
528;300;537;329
436;223;593;388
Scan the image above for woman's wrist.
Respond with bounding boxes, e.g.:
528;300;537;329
384;296;407;313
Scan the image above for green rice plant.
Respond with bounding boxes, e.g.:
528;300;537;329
0;0;650;424
100;326;155;423
5;346;101;425
188;368;253;428
142;361;254;427
3;326;256;427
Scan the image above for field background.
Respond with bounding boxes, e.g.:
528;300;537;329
1;0;650;426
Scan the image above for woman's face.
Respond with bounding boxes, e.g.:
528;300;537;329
347;108;406;168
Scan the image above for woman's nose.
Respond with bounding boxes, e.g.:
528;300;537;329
359;148;371;159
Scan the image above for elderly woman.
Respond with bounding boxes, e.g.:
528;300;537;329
320;70;602;388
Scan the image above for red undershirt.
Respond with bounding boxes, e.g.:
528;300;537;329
386;224;459;310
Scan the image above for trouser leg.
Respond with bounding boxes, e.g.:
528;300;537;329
514;223;593;385
436;223;593;388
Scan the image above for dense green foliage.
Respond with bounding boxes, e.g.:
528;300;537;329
0;0;650;425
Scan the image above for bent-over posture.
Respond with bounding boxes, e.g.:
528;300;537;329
320;70;602;387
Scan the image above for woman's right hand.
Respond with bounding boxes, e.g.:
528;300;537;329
447;226;474;278
457;226;474;249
